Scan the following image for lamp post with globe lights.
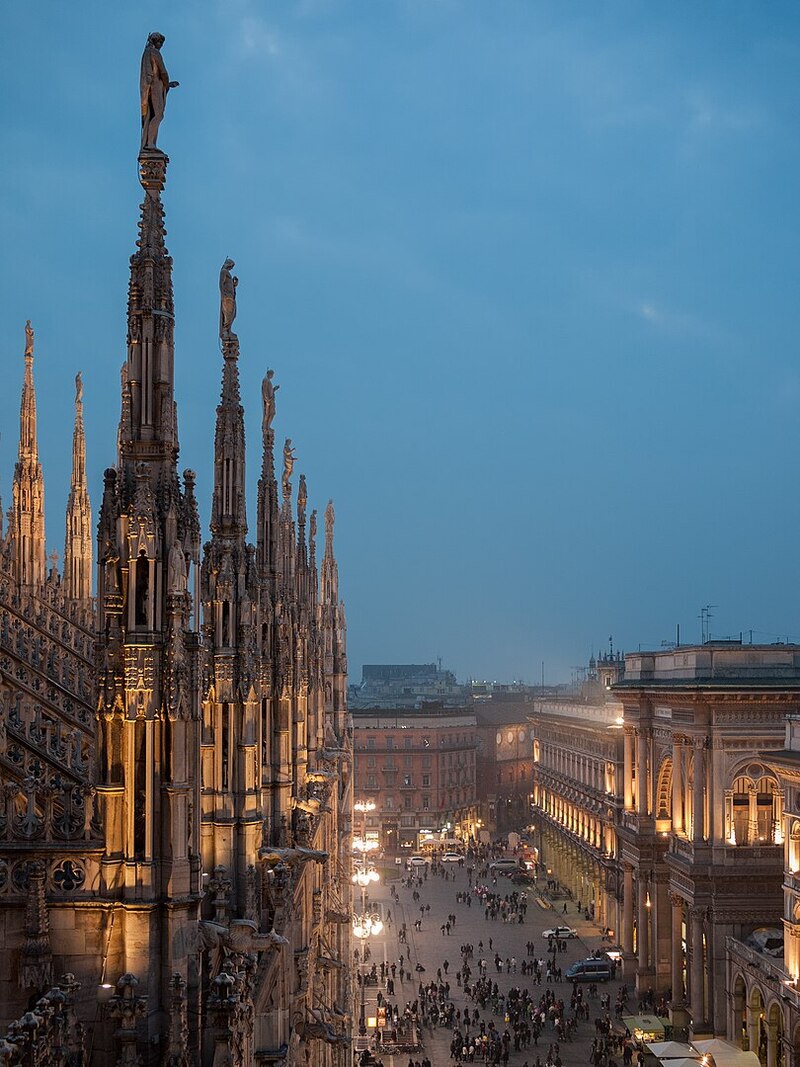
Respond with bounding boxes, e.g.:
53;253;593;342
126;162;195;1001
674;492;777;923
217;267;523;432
352;800;380;1037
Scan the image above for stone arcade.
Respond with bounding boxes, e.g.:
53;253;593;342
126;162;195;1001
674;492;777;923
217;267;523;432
0;34;352;1067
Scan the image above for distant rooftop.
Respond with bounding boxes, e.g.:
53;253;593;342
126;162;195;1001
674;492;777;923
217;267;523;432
616;643;800;688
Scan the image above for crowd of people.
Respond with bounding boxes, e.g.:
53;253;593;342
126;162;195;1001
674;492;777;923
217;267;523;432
356;840;642;1066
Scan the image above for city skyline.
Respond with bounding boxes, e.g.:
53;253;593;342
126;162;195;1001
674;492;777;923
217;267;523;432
2;3;800;682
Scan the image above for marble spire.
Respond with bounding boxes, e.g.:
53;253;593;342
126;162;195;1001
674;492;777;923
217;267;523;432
11;321;46;591
63;373;93;603
210;323;247;538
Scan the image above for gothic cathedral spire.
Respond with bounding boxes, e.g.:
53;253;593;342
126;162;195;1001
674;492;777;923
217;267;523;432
210;324;247;538
63;373;92;602
11;321;46;592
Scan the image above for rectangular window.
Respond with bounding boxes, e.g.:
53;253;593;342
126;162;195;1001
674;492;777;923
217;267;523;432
403;775;412;787
422;775;430;787
386;736;394;749
404;796;412;810
422;796;430;810
422;756;431;769
404;755;413;768
367;756;376;768
404;737;412;749
367;775;378;788
385;796;394;810
366;737;375;750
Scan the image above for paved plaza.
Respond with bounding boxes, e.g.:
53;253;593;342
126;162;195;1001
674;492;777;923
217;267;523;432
354;855;631;1067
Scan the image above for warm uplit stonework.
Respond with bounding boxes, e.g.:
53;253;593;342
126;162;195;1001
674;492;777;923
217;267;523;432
0;36;351;1067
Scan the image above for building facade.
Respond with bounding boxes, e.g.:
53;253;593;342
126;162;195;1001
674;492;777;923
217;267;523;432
350;663;462;709
352;707;478;850
530;673;625;939
613;644;800;1038
725;713;800;1067
474;702;537;836
0;38;351;1067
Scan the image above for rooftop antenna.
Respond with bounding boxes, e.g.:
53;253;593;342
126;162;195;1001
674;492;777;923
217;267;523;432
699;604;717;644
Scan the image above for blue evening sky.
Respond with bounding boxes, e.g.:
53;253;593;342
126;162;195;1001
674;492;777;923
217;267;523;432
1;2;799;683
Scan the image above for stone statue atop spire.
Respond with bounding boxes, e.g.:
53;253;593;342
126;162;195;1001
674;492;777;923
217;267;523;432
262;370;279;435
281;437;294;499
219;259;238;343
140;32;179;151
24;320;34;358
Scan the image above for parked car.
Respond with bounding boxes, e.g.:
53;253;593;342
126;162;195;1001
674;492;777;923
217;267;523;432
542;925;577;939
565;958;613;982
510;871;536;885
408;855;427;868
441;852;462;863
489;859;520;872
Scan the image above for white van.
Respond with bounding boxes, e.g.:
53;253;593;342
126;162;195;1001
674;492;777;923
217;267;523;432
490;858;520;872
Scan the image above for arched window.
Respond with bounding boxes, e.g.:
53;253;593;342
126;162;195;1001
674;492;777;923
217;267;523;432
730;774;782;845
756;777;780;844
656;758;672;820
731;776;753;845
789;820;800;874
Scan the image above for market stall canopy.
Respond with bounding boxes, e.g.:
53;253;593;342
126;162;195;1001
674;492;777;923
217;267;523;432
692;1039;760;1067
646;1043;699;1060
623;1016;666;1043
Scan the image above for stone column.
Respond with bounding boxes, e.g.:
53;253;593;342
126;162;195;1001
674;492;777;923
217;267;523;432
670;894;684;1003
692;742;705;844
748;786;758;844
638;879;650;971
767;1016;778;1067
637;732;648;815
623;865;634;956
746;999;759;1054
672;736;683;834
690;909;704;1028
624;729;634;811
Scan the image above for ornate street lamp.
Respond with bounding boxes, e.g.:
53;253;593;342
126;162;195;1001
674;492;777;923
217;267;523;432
352;910;384;1036
353;799;380;1038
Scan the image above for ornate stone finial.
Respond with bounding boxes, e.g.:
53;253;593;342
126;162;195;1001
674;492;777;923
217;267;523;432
140;32;179;152
219;259;238;342
282;439;296;500
18;862;52;994
298;475;307;524
309;509;317;564
165;973;189;1067
24;320;34;358
75;372;83;409
108;974;146;1067
324;500;335;552
261;369;279;436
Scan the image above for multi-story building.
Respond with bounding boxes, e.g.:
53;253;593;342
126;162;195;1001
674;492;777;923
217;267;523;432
530;663;625;938
350;663;463;709
352;706;478;850
613;643;800;1038
0;35;351;1066
474;701;537;835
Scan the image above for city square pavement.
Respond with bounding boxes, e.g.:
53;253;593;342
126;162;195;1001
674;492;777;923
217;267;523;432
354;855;630;1067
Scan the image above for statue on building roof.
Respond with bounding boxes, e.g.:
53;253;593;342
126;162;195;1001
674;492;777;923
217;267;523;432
24;321;34;357
262;369;279;434
140;32;179;151
219;258;238;341
282;439;296;496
